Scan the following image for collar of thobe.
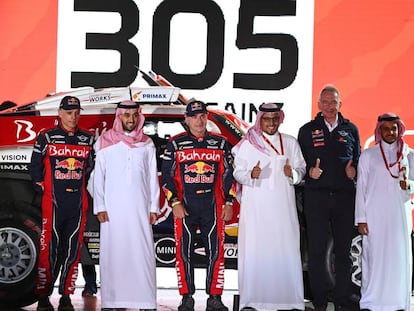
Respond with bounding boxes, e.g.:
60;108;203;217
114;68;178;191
262;132;284;155
379;140;403;179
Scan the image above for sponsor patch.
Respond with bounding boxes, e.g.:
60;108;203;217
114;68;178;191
206;139;219;146
312;129;325;147
337;130;349;143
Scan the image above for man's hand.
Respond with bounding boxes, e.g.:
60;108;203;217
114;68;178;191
222;202;233;221
400;167;410;190
358;222;368;235
150;212;158;225
251;160;261;179
309;158;323;179
172;203;189;219
97;211;109;223
345;159;356;180
284;158;292;177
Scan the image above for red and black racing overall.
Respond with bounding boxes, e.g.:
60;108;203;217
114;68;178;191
161;131;235;296
30;124;94;296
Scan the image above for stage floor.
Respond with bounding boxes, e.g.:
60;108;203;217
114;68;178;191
21;287;240;311
14;267;414;311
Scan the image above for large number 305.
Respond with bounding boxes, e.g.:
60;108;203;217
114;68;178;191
72;0;298;91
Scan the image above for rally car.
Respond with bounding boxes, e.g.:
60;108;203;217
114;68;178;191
0;77;249;307
0;72;362;308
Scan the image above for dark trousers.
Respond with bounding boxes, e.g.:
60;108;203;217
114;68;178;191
174;195;225;296
304;188;355;308
82;264;97;294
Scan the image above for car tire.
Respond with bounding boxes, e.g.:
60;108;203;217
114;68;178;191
325;234;336;290
325;230;362;306
0;201;41;308
349;233;362;303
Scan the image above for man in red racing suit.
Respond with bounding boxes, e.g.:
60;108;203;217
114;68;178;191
30;96;94;311
161;100;235;311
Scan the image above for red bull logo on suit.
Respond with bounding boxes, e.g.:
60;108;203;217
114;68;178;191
184;161;215;184
54;158;84;180
184;161;215;175
55;158;83;171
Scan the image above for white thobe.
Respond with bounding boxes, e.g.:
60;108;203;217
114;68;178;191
93;140;160;310
233;132;306;311
355;141;414;311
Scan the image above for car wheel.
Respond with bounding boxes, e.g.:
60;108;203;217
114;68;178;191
325;230;362;305
349;233;362;303
325;234;335;290
0;201;41;308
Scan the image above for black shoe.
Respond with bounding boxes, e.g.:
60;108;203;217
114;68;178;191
178;295;195;311
58;295;74;311
241;307;257;311
206;295;228;311
82;288;95;297
37;296;54;311
335;304;356;311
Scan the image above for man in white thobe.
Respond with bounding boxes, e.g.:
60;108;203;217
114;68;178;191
232;102;306;311
355;113;414;311
93;100;160;310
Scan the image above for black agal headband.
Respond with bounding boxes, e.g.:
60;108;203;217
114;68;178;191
258;102;284;112
117;102;140;109
377;115;400;122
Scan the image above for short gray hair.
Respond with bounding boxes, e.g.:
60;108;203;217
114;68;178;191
318;84;340;102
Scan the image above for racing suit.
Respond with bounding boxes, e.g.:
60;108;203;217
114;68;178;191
30;124;94;297
161;131;235;296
